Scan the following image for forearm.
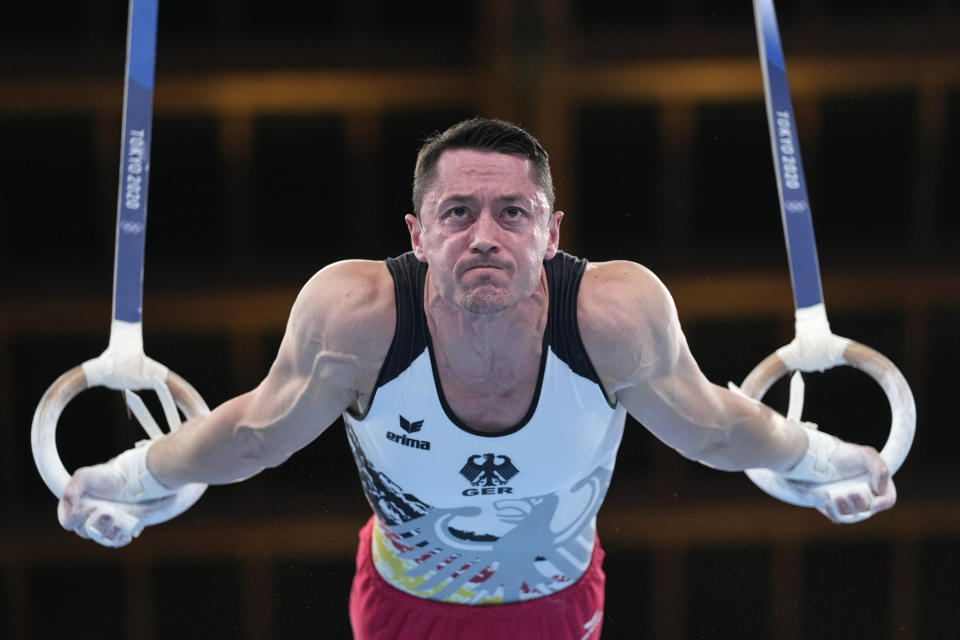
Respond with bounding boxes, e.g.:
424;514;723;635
699;387;808;472
628;379;808;473
146;391;284;488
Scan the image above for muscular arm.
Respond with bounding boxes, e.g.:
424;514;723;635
579;261;894;522
580;261;804;472
58;262;391;498
147;260;395;488
59;260;395;544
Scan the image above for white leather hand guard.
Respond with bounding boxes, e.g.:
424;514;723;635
780;426;843;484
108;439;175;503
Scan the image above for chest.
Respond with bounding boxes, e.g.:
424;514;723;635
433;350;543;433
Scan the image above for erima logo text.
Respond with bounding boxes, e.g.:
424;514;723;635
386;415;430;450
459;454;519;496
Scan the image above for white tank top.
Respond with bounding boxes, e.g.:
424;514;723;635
343;251;626;604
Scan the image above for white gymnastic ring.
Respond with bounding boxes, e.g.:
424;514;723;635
741;339;916;508
31;364;208;526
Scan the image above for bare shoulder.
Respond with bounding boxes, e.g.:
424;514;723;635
578;260;681;391
287;259;396;365
578;260;678;340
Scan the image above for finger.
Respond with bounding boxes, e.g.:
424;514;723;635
83;508;113;545
105;524;133;547
870;479;898;513
84;507;135;548
58;491;96;532
66;516;92;540
823;499;856;524
849;490;871;513
57;498;77;530
61;466;94;511
102;514;125;542
823;483;896;523
863;447;890;495
59;465;123;531
87;526;126;547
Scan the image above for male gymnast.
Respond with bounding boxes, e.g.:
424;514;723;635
59;118;894;639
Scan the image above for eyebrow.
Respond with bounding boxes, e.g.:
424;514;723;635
438;194;528;207
439;195;475;206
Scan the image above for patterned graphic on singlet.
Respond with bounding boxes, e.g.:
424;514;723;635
346;424;617;603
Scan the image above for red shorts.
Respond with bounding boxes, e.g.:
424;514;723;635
349;516;606;640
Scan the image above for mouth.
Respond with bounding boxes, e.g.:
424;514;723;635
461;266;507;284
460;262;508;276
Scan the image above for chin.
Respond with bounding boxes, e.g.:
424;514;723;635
459;289;512;315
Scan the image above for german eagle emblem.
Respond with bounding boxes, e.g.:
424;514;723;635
459;454;520;487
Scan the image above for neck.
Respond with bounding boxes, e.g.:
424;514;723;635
424;270;548;381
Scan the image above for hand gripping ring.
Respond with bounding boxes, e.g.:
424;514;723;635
31;365;208;527
741;340;916;509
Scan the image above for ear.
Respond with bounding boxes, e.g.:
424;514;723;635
405;214;426;261
543;211;563;260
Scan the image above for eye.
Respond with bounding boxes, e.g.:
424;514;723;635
502;207;524;219
446;206;470;220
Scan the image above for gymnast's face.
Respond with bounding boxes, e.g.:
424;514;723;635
406;149;562;316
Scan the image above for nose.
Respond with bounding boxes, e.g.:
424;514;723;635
469;211;500;254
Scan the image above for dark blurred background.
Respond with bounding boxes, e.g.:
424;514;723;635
2;1;958;638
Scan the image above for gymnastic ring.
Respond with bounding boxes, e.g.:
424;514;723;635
31;365;208;526
740;340;916;507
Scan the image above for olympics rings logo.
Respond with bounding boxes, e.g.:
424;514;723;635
784;200;808;214
119;221;144;234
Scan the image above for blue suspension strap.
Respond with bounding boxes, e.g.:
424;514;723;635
114;0;158;329
31;0;208;544
80;0;169;394
756;0;823;313
737;0;916;522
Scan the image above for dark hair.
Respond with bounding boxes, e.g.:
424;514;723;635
411;117;554;216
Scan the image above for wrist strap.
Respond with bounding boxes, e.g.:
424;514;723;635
781;427;839;484
116;440;174;501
